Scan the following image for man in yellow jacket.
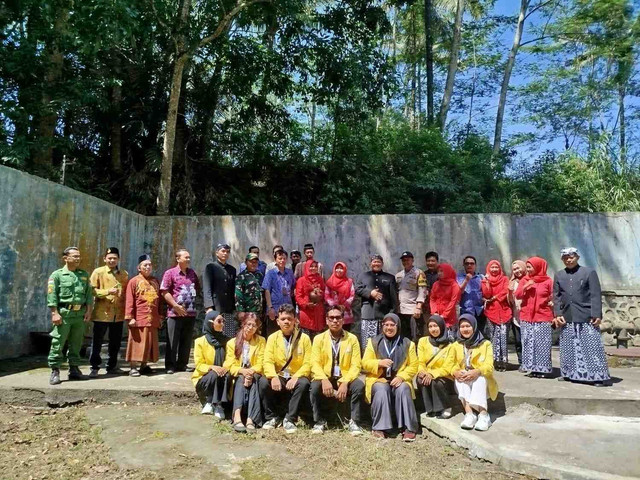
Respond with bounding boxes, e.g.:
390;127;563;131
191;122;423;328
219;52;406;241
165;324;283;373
310;306;364;436
258;304;311;434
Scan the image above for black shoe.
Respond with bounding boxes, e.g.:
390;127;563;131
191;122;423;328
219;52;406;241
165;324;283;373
106;367;127;375
139;365;153;375
49;368;61;385
595;380;612;387
184;366;195;373
68;366;86;381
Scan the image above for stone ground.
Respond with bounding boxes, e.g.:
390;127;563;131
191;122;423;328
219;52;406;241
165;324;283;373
1;347;639;479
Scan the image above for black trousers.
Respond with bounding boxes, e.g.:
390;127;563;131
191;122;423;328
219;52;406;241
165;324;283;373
310;378;364;423
509;321;523;363
165;316;196;370
258;375;310;422
420;377;454;414
232;373;263;425
196;370;232;405
90;321;124;371
399;313;423;342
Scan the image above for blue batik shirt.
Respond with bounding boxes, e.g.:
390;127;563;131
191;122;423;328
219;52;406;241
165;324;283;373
457;272;485;316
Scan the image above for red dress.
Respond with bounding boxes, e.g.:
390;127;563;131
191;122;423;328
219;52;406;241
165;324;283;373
481;260;512;325
429;263;460;328
124;274;161;362
295;261;326;332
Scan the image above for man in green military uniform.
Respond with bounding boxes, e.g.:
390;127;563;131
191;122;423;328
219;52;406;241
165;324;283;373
47;246;94;385
235;253;265;318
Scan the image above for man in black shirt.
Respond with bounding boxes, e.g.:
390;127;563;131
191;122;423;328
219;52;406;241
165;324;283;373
203;243;237;337
355;255;398;351
553;247;611;387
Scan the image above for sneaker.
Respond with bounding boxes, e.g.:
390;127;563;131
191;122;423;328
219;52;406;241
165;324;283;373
89;368;99;379
49;368;61;385
262;417;282;430
283;418;297;434
437;408;452;419
348;419;364;437
312;421;327;435
402;431;417;442
107;367;127;375
68;366;86;381
474;412;492;431
201;403;214;415
460;412;477;430
165;368;175;375
213;405;225;420
129;368;141;377
372;430;385;439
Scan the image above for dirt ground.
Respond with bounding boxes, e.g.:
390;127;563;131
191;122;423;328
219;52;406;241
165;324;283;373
0;403;531;480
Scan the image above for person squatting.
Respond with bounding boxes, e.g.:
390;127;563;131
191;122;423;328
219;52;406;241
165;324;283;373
46;244;611;439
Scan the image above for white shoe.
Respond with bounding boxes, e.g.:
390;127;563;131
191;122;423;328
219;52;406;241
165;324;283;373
262;417;282;430
213;405;225;420
201;403;213;415
283;418;297;434
474;412;492;431
348;419;364;436
438;408;452;419
460;412;477;430
312;421;326;435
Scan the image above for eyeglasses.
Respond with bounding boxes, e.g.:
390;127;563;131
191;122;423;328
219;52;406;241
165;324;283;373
327;315;342;321
464;261;476;265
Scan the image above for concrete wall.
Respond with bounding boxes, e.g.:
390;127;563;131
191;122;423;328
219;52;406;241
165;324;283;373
0;166;147;358
2;164;639;358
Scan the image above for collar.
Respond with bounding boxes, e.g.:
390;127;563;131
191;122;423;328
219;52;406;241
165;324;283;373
565;264;580;274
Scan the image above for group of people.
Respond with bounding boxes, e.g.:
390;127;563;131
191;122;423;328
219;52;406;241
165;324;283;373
45;242;611;436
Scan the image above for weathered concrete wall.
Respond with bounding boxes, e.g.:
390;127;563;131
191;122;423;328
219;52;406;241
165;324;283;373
2;164;640;358
0;166;147;358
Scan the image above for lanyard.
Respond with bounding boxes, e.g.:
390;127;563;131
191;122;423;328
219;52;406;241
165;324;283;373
384;337;401;358
463;346;471;370
331;337;341;363
284;335;292;357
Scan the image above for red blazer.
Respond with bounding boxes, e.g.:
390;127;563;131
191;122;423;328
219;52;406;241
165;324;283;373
481;276;511;324
514;277;554;323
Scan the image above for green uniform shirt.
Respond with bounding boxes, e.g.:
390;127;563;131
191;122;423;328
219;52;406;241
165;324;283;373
47;265;94;308
235;270;264;313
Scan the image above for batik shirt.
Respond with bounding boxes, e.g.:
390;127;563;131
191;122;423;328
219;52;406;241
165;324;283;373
235;270;264;313
160;266;200;317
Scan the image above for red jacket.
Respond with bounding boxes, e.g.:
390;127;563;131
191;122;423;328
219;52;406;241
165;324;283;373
481;261;511;325
429;264;460;328
514;277;553;323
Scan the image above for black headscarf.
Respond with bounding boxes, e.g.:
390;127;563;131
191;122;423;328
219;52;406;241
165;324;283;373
203;310;228;366
456;313;485;349
427;314;452;347
373;313;411;377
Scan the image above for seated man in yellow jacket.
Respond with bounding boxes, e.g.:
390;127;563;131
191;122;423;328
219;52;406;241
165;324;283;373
310;306;365;436
258;304;312;434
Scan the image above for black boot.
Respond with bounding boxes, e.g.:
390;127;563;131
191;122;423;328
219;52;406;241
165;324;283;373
49;368;61;385
68;365;86;381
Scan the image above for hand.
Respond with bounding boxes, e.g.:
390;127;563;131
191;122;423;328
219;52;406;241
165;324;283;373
547;300;554;307
466;369;481;381
271;376;282;391
420;373;433;386
554;316;566;327
244;368;255;379
268;307;276;321
590;317;602;327
466;273;473;281
108;287;119;295
370;289;383;301
413;306;422;318
243;376;253;387
378;359;393;369
83;311;92;323
52;311;62;326
508;281;516;292
321;378;334;397
453;370;465;381
286;377;299;391
129;319;136;327
336;382;349;402
390;377;403;388
212;366;227;376
173;304;187;317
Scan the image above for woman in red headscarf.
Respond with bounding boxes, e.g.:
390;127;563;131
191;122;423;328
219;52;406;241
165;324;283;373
481;260;511;371
515;257;554;378
324;262;355;329
429;264;461;328
295;260;326;338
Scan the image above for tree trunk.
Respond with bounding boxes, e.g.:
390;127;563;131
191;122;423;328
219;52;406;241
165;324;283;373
618;86;626;169
33;3;70;170
437;0;465;132
424;0;434;126
156;0;192;215
309;100;316;161
410;9;417;130
110;83;123;173
417;62;422;131
492;0;528;156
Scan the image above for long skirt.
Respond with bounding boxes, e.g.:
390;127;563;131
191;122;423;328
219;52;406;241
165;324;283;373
520;321;552;374
196;370;232;406
370;382;419;433
360;318;380;352
489;323;509;363
222;312;238;338
455;376;488;410
126;326;159;364
559;323;611;382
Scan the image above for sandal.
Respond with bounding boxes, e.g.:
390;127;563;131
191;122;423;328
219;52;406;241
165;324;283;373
129;368;140;377
232;422;246;433
245;422;256;433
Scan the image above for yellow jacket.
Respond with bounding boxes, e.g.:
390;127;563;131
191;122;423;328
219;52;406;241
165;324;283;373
191;335;227;388
263;330;312;379
417;338;455;379
223;335;266;377
90;266;129;322
448;341;499;401
311;330;361;384
361;338;418;403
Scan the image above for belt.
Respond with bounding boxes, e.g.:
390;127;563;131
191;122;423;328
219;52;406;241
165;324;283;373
59;303;85;311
